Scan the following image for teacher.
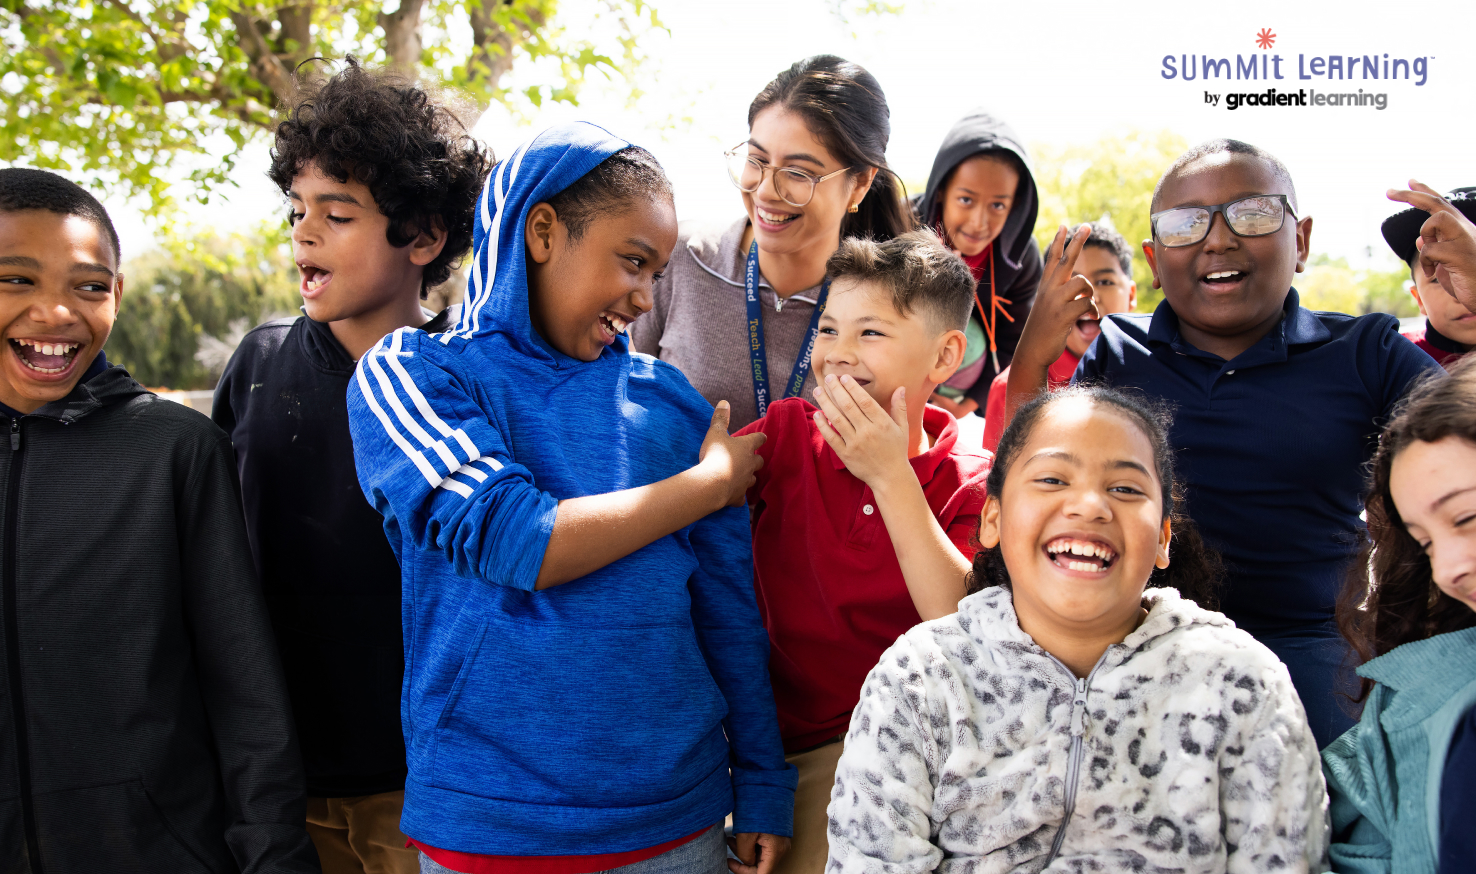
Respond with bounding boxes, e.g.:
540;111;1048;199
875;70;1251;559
631;54;914;429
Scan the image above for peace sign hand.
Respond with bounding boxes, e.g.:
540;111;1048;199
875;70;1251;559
1388;180;1476;314
1014;224;1098;374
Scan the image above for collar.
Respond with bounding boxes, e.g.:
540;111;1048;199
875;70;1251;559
1358;627;1476;727
1423;317;1471;355
687;217;823;306
1146;288;1330;364
822;401;963;483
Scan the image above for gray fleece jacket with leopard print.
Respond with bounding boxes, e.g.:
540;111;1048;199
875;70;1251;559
827;586;1329;873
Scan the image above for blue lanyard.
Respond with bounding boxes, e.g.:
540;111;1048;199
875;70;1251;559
745;242;830;419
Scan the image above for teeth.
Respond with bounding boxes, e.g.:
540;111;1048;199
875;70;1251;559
1205;271;1240;280
1046;537;1116;564
757;208;798;224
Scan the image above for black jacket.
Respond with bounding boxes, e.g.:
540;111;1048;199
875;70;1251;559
212;311;448;798
911;109;1044;404
0;364;318;873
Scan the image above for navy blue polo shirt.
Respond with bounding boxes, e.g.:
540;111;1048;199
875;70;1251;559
1075;290;1440;635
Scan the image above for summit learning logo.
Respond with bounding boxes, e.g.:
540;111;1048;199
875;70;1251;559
1161;29;1431;111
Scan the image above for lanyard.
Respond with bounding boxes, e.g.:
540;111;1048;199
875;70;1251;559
744;242;830;419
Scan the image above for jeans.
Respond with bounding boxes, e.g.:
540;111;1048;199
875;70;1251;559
418;824;728;874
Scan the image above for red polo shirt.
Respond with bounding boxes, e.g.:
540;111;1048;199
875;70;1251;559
736;399;991;752
981;349;1081;452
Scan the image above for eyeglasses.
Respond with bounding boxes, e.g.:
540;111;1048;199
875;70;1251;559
1150;194;1298;248
724;144;851;208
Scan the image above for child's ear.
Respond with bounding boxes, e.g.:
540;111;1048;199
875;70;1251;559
929;327;967;385
525;203;558;265
1141;241;1162;290
1409;280;1428;316
978;496;1001;550
1292;215;1314;273
1155;516;1172;569
409;215;448;267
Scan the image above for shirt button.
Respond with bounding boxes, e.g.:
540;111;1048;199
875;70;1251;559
1226;370;1236;375
862;504;874;515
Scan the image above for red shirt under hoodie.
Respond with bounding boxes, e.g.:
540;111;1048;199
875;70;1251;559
736;399;991;751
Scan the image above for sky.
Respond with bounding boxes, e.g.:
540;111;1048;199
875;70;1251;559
106;0;1476;271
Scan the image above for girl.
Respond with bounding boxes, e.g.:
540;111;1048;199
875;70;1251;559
827;385;1329;873
630;54;915;430
347;124;792;874
1324;360;1475;873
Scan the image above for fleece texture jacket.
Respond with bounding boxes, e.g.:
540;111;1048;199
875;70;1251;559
347;122;795;856
214;308;449;797
0;363;317;873
911;110;1043;403
828;586;1329;874
1322;627;1476;874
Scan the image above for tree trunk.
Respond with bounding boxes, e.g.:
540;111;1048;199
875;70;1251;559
468;0;547;94
379;0;426;75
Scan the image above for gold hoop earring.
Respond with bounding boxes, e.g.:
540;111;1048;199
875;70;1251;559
847;203;859;213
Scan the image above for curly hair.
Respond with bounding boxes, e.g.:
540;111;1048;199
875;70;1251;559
1336;360;1475;702
545;146;673;241
268;58;492;294
964;384;1225;610
826;229;975;333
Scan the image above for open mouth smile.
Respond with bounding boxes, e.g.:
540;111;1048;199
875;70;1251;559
9;339;83;376
755;207;799;229
1044;536;1118;573
1201;268;1247;290
597;311;635;344
299;262;333;297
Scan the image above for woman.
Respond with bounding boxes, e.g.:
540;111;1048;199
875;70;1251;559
1324;359;1476;874
630;54;914;430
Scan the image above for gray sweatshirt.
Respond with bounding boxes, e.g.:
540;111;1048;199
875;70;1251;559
630;217;826;429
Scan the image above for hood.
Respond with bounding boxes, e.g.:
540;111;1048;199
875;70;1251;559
31;358;151;424
917;110;1039;273
449;122;631;362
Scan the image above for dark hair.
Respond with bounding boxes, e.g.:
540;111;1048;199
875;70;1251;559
964;384;1224;609
748;55;916;242
546;146;673;241
268;57;492;294
1083;220;1134;276
0;168;121;264
826;229;975;332
1150;138;1298;214
1336;360;1476;701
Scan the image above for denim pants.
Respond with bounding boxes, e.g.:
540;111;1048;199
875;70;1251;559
418;824;728;874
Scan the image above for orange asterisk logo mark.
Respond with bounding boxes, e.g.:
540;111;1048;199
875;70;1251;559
1255;28;1276;50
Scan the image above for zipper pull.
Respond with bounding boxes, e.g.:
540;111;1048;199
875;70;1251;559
10;418;18;451
1069;677;1088;737
774;296;785;313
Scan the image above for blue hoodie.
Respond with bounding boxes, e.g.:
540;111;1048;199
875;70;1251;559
346;123;795;856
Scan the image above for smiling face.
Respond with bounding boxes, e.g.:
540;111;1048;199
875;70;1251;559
813;278;963;410
980;397;1172;645
742;107;873;262
1411;259;1476;347
938;154;1018;258
1144;153;1311;361
1390;435;1476;613
524;194;677;362
1067;245;1137;358
289;163;442;324
0;210;121;413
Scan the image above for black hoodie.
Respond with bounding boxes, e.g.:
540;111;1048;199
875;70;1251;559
0;363;317;873
911;110;1043;404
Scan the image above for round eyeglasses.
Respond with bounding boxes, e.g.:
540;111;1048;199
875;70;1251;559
1150;194;1297;248
724;144;851;208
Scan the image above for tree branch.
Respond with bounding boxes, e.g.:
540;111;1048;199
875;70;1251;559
468;0;545;92
229;9;298;106
378;0;425;75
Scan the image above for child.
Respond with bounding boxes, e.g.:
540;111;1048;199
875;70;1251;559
0;170;317;870
1381;186;1476;367
346;123;794;874
1387;181;1476;316
1323;361;1476;873
212;60;489;874
981;220;1136;449
734;229;991;873
828;386;1329;873
911;110;1042;419
1007;139;1443;747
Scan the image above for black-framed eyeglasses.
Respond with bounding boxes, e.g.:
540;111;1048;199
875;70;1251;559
1150;194;1298;248
724;143;850;208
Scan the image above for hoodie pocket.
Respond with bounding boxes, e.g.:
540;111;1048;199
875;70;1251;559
428;620;728;806
31;778;223;872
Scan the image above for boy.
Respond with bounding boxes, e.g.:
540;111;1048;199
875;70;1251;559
0;169;316;871
212;61;489;874
735;229;991;874
1381;186;1476;367
347;124;792;874
1007;139;1441;748
1388;180;1476;315
911;110;1042;420
981;220;1136;449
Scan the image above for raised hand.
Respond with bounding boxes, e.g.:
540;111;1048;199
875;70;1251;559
1014;223;1097;374
1388;181;1476;314
698;400;766;508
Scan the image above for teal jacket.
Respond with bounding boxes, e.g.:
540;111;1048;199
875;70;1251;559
1322;626;1476;873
